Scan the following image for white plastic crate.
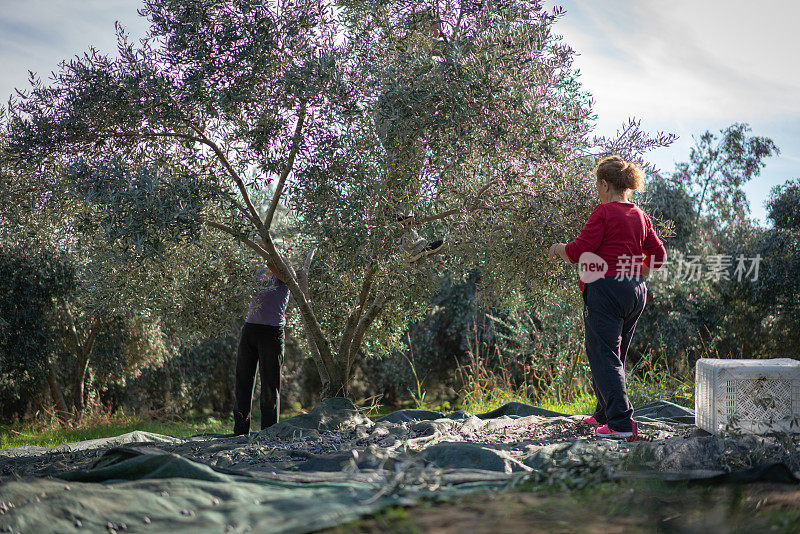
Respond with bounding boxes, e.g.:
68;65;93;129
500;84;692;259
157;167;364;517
695;358;800;434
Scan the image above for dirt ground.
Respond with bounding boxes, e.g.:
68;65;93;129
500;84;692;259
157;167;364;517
324;481;800;533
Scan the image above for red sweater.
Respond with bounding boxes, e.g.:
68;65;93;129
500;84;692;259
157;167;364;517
564;201;667;291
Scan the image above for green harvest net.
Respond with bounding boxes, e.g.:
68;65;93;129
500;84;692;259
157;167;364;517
1;399;797;533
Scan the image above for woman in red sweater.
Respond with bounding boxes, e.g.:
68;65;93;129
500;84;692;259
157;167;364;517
548;156;666;440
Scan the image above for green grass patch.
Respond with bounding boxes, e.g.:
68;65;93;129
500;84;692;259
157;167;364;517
456;387;597;416
0;407;314;450
0;412;235;449
0;410;274;449
628;371;694;408
537;391;598;415
412;370;694;417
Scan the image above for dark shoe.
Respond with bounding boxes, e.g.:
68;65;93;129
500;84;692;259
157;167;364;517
233;410;250;436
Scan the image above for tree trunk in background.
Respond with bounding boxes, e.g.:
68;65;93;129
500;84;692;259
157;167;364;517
47;363;69;424
71;351;90;420
59;308;100;421
323;369;349;399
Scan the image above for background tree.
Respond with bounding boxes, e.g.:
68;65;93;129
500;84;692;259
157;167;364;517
0;137;257;420
765;178;800;232
750;179;800;357
671;122;779;231
0;244;75;420
633;124;782;371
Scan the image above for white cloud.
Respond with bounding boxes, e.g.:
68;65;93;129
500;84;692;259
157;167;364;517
548;0;800;127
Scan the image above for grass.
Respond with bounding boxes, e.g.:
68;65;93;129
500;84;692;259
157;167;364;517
0;405;321;449
452;370;694;418
456;387;599;416
0;410;257;449
361;366;693;423
537;391;598;415
2;362;694;450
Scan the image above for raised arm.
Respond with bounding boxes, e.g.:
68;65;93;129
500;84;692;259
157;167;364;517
267;261;285;283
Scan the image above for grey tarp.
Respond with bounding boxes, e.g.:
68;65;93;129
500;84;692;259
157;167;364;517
1;398;798;534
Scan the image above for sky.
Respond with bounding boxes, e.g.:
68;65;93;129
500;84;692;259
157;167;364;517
1;0;798;224
543;0;800;224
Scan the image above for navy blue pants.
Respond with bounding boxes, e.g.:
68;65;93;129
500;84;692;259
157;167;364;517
582;277;646;432
233;323;284;434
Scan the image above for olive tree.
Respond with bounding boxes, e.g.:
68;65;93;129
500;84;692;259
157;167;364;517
766;178;800;233
2;0;673;398
1;163;251;421
632;124;782;368
671;123;779;230
752;178;800;357
0;243;74;420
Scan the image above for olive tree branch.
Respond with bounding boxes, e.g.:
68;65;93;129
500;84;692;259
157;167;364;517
205;218;336;384
338;263;378;365
412;179;498;225
264;101;307;231
347;290;388;373
172;121;264;232
101;129;259;223
203;218;270;260
413;207;462;225
158;90;265;230
295;246;332;390
259;233;339;384
302;246;317;274
59;298;82;355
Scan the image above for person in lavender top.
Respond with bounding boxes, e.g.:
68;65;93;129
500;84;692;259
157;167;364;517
233;262;290;435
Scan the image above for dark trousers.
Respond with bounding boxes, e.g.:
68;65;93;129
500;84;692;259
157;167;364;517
233;323;284;434
583;277;646;432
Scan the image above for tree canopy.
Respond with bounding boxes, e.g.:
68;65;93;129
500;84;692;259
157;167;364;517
671;123;779;230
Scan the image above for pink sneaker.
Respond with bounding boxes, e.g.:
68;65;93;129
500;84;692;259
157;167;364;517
596;420;638;441
579;416;602;426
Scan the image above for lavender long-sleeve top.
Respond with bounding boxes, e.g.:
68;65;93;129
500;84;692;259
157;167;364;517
245;274;289;326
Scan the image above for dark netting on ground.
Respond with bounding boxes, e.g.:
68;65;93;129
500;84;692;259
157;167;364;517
1;399;798;533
